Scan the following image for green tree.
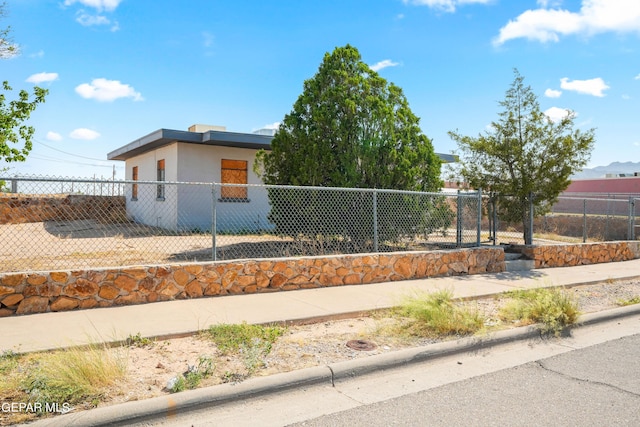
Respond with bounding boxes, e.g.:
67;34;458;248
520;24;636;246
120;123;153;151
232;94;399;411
1;81;47;163
0;1;47;165
448;69;595;245
255;44;449;252
0;1;18;59
256;44;441;191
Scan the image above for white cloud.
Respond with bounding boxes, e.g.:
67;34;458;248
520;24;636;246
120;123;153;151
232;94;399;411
70;128;100;140
76;12;109;26
494;0;640;45
75;78;143;102
635;73;640;80
544;106;575;122
263;122;280;130
64;0;122;12
560;77;609;97
29;50;45;59
537;0;563;7
46;131;63;141
26;72;59;84
544;88;562;98
622;94;631;100
370;59;400;72
403;0;491;13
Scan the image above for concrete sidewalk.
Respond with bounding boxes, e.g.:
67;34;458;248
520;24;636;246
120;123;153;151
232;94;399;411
2;259;640;354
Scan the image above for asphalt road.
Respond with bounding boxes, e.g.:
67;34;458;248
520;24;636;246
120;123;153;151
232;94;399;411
292;333;640;427
135;314;640;427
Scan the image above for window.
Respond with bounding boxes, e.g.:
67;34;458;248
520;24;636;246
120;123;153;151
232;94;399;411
221;159;248;201
131;166;138;200
157;159;165;200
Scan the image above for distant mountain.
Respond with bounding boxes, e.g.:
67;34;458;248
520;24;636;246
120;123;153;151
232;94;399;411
572;162;640;179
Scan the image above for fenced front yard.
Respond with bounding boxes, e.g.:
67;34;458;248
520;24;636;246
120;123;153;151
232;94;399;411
1;176;639;274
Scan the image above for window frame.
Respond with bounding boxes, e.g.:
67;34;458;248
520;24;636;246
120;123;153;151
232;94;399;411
156;159;165;200
131;166;138;201
220;159;249;202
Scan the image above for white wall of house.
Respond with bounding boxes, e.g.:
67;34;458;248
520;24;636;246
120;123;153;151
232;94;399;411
124;143;179;230
175;143;271;233
122;142;271;233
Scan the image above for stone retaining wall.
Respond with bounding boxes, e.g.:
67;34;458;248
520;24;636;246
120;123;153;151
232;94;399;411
0;194;126;224
0;247;505;317
511;241;640;268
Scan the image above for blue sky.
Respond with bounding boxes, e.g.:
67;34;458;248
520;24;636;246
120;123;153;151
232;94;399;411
3;0;640;179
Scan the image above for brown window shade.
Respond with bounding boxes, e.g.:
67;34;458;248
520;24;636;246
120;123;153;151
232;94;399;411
221;159;247;199
157;159;165;170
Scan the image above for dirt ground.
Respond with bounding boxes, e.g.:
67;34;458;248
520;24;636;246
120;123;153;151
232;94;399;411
0;220;507;272
115;279;640;403
2;279;640;426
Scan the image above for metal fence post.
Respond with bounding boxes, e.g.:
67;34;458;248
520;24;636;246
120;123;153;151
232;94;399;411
634;198;638;241
10;180;17;193
628;197;635;241
605;195;611;241
528;192;534;245
456;190;462;248
492;194;498;245
583;199;587;243
211;184;217;261
372;189;379;252
477;188;482;247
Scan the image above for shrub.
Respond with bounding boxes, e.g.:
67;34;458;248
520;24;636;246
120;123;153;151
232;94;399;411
395;289;485;337
500;288;580;336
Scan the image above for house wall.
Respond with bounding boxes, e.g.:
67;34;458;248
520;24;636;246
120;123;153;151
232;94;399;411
175;143;271;233
122;142;271;233
124;143;179;230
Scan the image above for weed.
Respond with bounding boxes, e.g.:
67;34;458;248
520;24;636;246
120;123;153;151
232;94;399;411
125;332;154;348
499;288;580;336
240;338;271;374
202;322;285;355
0;350;19;375
220;371;246;384
20;343;127;410
394;290;485;337
168;355;216;394
168;376;186;393
616;296;640;306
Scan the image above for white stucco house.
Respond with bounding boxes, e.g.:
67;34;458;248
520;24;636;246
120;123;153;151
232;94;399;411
107;124;273;232
107;124;456;233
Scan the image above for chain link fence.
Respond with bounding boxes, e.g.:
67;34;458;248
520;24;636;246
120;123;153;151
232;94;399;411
537;193;639;242
0;176;483;272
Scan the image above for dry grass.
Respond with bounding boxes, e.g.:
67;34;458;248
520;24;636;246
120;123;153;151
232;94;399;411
0;344;127;425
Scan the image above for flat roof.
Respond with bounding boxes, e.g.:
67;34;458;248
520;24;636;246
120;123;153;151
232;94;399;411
107;128;457;163
107;129;273;161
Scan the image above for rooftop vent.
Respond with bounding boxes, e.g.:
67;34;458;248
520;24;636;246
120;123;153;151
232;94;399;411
188;124;226;133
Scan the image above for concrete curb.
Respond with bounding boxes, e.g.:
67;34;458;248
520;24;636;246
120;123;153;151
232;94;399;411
23;303;640;427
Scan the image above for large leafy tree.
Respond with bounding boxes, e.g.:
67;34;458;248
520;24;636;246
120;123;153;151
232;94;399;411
255;44;448;252
1;1;48;164
448;69;595;245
